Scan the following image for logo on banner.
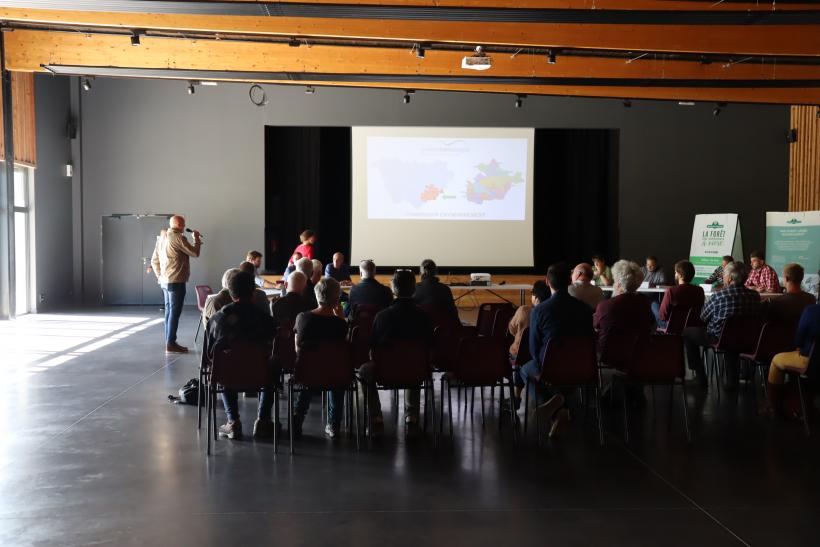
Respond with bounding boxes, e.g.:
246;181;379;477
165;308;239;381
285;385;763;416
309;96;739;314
706;221;724;229
787;218;802;225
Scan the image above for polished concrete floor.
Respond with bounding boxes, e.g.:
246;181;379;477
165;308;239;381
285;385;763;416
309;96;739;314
1;307;819;546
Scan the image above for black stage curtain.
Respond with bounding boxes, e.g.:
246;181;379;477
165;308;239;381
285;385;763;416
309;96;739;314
264;126;352;273
265;127;617;275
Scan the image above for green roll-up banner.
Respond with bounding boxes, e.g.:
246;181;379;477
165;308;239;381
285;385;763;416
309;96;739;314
689;213;743;284
766;211;820;296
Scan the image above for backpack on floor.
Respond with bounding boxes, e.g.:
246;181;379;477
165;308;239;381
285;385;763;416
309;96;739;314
168;378;200;405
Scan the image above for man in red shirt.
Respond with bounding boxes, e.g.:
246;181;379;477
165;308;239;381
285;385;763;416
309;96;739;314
654;260;705;329
746;250;781;293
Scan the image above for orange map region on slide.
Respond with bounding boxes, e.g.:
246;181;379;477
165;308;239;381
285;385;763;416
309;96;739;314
420;184;444;202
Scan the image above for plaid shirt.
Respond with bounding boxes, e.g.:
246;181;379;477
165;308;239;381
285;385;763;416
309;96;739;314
745;264;781;293
701;284;762;339
704;265;725;286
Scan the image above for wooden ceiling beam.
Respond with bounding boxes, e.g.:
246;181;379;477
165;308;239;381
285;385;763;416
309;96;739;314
8;30;820;83
2;8;820;57
246;0;817;10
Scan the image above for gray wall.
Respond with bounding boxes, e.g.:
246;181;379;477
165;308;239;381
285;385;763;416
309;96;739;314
70;77;788;304
34;75;73;310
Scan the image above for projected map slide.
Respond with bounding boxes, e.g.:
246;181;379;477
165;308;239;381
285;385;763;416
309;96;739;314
366;136;528;221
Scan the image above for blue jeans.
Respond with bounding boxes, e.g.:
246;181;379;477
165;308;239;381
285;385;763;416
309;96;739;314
162;282;186;345
294;389;345;427
516;359;553;406
650;300;666;329
221;390;275;423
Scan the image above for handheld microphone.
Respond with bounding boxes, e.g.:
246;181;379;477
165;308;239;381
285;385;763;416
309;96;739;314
185;227;205;240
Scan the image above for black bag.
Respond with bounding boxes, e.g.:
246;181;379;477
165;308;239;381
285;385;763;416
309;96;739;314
168;378;200;405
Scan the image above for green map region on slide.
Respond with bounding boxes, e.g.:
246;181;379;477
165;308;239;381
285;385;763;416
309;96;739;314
465;159;523;204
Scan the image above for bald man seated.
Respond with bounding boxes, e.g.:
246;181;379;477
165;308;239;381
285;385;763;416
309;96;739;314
150;214;201;353
568;263;605;310
271;271;311;327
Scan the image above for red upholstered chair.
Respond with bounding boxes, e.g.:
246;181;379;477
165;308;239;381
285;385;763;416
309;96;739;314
612;335;691;443
739;321;797;392
709;315;764;387
273;319;297;374
657;306;698;336
490;306;516;342
361;339;435;441
288;340;359;453
523;335;603;446
440;336;518;444
349;304;382;368
206;339;278;455
476;302;514;338
194;285;214;342
785;338;819;437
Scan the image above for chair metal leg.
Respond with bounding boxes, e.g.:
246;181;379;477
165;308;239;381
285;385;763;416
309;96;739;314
523;382;530;436
470;387;475;420
194;320;202;343
480;387;486;427
595;385;605;447
288;382;294;455
206;384;212;456
535;386;542;447
448;381;454;439
439;377;445;437
681;381;692;444
796;376;810;437
508;377;519;445
212;387;218;442
197;369;204;431
621;379;630;444
364;384;371;441
498;380;504;433
273;389;279;454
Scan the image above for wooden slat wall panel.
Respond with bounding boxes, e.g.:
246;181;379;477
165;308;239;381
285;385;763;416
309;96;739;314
0;71;36;167
789;105;820;212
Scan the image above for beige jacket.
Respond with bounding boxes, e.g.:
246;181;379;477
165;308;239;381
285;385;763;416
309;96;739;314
151;228;201;283
507;304;532;357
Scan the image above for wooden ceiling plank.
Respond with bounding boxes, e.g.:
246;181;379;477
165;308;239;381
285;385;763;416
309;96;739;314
1;8;820;57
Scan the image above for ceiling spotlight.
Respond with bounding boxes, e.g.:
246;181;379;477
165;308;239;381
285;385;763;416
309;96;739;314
413;44;426;59
130;32;141;46
402;93;411;104
187;82;195;95
288;38;300;47
547;50;557;65
514;95;523;108
712;102;725;116
81;78;92;92
305;85;315;95
622;99;632;108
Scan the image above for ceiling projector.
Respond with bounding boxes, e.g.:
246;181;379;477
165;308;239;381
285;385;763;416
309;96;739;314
462;46;492;71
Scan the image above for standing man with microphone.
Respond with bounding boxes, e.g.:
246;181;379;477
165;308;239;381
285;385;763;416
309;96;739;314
151;215;202;353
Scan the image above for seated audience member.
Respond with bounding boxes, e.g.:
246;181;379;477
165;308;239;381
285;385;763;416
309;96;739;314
246;250;275;288
569;263;605;310
237;261;273;317
290;229;316;263
325;252;353;286
295;257;319;310
282;252;302;281
509;280;549;360
591;254;612;286
207;271;279;440
641;255;669;286
765;263;815;324
594;260;654;370
746;250;782;293
348;259;393;316
359;270;434;438
704;255;734;288
413;258;459;320
682;261;762;389
202;268;239;329
311;259;323;285
514;263;593;436
763;303;820;416
292;277;348;438
271;271;310;327
654;260;705;328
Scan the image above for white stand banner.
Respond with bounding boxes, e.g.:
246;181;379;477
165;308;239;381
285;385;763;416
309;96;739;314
689;213;743;284
766;211;820;296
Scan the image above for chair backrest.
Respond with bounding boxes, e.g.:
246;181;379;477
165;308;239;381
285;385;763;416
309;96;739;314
539;335;598;386
716;315;763;354
349;325;373;368
349;303;383;329
425;306;465;371
490;306;516;341
194;285;214;312
372;339;431;387
514;327;532;366
294;339;354;389
628;335;685;382
684;307;705;329
808;337;820;382
211;339;275;390
273;319;297;372
599;330;642;371
748;321;797;365
660;306;692;335
476;303;513;337
453;336;509;386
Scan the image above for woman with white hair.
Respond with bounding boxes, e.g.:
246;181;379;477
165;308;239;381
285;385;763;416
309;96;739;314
202;267;240;328
291;277;348;439
593;260;654;370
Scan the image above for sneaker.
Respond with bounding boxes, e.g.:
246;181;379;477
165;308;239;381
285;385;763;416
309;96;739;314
165;343;189;354
218;420;243;440
253;419;280;439
535;394;566;425
549;408;570;439
324;423;339;439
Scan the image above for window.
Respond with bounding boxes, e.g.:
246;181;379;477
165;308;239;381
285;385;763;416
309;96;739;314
12;166;33;316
